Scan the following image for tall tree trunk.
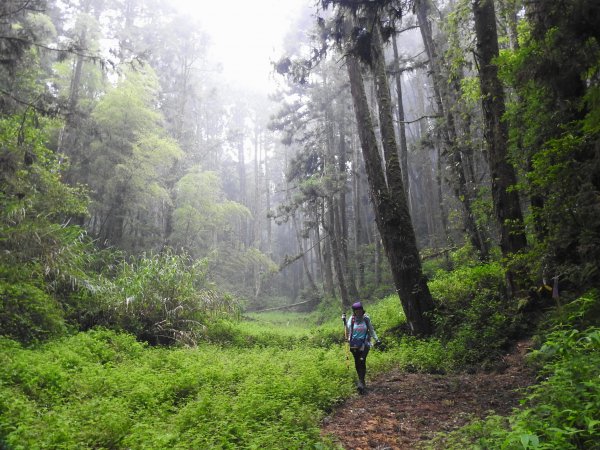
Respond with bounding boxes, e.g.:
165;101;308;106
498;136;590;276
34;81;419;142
265;147;272;256
374;232;382;288
59;45;85;191
337;112;361;300
347;45;434;335
236;130;249;246
325;105;355;306
313;204;325;287
101;190;127;247
434;144;449;246
505;0;520;50
354;135;372;246
416;0;488;257
352;137;366;290
253;126;261;248
422;161;437;246
391;32;410;195
327;197;351;308
415;74;450;246
472;0;527;259
321;203;337;298
291;212;318;292
284;142;317;293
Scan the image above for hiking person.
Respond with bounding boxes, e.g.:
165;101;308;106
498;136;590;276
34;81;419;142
342;301;380;393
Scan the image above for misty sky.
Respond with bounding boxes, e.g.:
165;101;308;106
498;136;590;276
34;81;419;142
171;0;315;93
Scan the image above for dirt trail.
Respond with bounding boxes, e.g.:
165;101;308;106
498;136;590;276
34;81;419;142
321;341;535;450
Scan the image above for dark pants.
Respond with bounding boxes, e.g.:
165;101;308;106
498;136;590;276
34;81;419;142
350;346;370;383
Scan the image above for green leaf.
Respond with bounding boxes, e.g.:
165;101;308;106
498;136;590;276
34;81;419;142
586;418;600;432
519;433;539;449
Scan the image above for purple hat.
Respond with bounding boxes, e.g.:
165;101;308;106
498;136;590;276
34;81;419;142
352;301;364;310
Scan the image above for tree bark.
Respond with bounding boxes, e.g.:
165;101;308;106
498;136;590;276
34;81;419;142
321;202;337;297
391;33;410;195
472;0;527;258
346;48;434;335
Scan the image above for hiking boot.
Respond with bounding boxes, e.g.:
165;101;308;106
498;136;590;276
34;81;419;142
356;380;366;394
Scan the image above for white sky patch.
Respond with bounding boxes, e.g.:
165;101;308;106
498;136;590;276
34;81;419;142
171;0;313;93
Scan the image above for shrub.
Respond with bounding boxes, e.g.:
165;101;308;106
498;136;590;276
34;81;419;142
0;266;66;344
0;114;92;343
366;294;407;334
103;251;241;346
429;263;516;368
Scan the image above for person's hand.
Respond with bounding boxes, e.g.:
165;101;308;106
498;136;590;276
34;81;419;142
375;339;382;348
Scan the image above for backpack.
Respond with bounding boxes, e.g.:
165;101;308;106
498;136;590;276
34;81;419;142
349;315;370;349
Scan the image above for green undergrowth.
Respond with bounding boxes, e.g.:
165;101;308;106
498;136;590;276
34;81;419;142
422;290;600;450
429;261;521;370
207;293;412;350
0;329;350;449
0;329;445;449
0;262;556;448
0;295;450;449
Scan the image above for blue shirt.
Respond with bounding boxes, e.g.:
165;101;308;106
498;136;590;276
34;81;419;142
346;314;378;348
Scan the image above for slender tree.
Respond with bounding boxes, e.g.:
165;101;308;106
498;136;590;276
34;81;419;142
391;32;410;194
472;0;527;260
415;0;489;258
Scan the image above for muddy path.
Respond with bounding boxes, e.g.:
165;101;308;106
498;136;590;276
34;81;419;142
321;341;535;449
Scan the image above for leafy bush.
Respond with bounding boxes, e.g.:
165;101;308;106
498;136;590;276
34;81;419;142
366;294;407;334
0;114;93;343
429;263;516;368
421;254;453;279
537;288;600;337
102;251;241;346
0;267;66;344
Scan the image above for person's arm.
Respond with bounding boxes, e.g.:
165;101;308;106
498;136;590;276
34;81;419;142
366;316;379;343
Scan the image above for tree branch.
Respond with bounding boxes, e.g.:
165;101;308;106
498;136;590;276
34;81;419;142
0;0;43;19
0;35;106;61
279;233;329;271
249;299;317;313
398;25;421;33
396;114;442;124
0;88;61;116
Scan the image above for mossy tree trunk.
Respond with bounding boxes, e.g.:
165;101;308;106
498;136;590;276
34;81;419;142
346;39;434;334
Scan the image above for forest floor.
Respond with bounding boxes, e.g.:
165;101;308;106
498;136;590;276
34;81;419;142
321;340;536;450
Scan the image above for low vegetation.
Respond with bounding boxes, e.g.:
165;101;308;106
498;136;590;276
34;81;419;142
2;255;598;449
424;291;600;450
